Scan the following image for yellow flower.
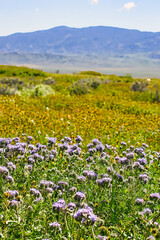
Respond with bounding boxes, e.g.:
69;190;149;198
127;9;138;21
4;192;10;198
16;195;22;200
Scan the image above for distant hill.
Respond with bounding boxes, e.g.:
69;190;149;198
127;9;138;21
0;26;160;77
1;26;160;56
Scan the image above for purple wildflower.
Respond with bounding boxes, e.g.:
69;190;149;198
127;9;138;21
107;167;112;173
87;143;94;149
30;188;41;197
119;157;129;165
135;198;145;205
75;135;83;143
48;137;57;146
96;144;105;152
0;166;9;176
64;137;72;143
86;156;93;162
6;175;14;183
149;193;160;201
28;157;35;164
92;139;100;145
58;181;69;188
147;236;155;240
96;177;112;187
49;222;61;231
97;235;109;240
142;208;152;216
73;207;97;225
67;202;76;210
121;141;127;146
86;170;97;180
27;136;33;141
69;187;77;192
58;143;68;151
46;187;53;193
34;197;44;202
142;143;149;148
138;174;149;183
137;158;147;165
74;192;86;201
9;200;19;208
88;213;97;225
7;162;16;171
5;190;19;199
52;199;66;213
127;152;134;159
77;175;86;182
24;164;32;171
40;180;48;188
88;148;97;155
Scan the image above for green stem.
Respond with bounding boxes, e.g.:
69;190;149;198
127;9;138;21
64;212;71;239
91;226;96;240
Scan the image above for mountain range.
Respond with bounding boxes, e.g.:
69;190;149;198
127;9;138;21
0;26;160;77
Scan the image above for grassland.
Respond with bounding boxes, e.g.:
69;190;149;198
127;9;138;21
0;65;159;239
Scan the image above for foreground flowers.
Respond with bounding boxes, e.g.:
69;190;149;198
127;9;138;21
0;135;159;239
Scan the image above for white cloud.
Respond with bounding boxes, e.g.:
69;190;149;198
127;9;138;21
35;8;40;12
124;2;135;11
90;0;99;4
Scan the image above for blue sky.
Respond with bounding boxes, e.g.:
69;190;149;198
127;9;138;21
0;0;160;36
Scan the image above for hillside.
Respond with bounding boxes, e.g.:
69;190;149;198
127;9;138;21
0;26;160;55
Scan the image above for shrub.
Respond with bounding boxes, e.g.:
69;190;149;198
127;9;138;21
68;78;102;95
44;77;57;85
131;81;148;92
0;77;24;87
16;84;55;97
33;84;55;97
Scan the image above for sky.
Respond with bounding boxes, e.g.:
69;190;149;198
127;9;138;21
0;0;160;36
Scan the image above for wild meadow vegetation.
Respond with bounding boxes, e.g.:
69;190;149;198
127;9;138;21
0;65;159;239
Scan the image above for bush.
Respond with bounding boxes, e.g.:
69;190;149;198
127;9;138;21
44;77;57;85
131;81;148;92
0;77;24;87
68;78;102;95
16;84;55;97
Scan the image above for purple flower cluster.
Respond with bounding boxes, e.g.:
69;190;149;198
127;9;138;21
137;158;147;165
96;177;112;187
0;137;12;147
67;202;76;211
0;166;9;176
73;205;97;226
77;175;86;182
49;222;61;231
138;174;149;183
141;208;152;216
135;198;145;205
5;190;19;199
82;170;97;180
75;135;83;143
40;180;54;188
149;193;160;201
30;188;41;197
74;192;86;202
7;162;16;171
48;137;57;146
52;199;66;213
9;200;19;208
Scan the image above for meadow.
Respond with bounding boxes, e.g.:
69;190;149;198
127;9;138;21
0;65;159;239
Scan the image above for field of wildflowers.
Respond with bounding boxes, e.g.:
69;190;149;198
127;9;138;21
0;66;159;239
